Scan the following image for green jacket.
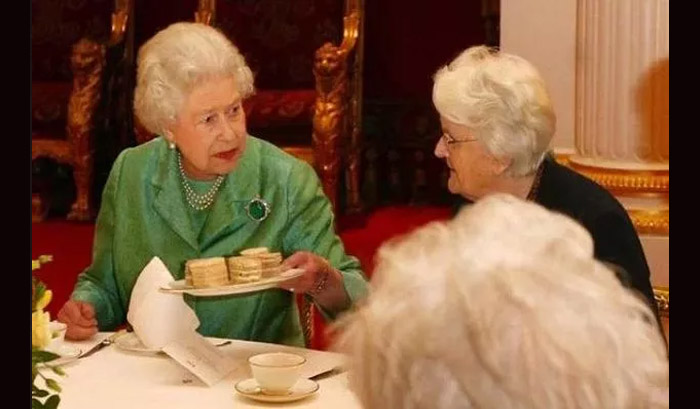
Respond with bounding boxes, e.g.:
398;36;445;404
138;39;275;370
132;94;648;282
72;136;368;346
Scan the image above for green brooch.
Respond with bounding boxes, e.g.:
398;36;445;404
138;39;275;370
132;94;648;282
245;197;271;221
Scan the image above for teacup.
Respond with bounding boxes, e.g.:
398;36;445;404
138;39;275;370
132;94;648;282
248;352;306;395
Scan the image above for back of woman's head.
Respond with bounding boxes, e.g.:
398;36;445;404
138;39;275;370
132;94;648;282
336;194;668;409
433;46;556;176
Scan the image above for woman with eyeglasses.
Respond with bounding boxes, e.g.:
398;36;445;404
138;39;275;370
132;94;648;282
431;45;659;319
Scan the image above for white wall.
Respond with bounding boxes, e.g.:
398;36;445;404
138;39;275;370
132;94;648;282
500;0;577;153
500;0;669;294
641;236;669;288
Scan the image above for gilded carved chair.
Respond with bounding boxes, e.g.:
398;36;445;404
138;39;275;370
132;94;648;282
32;0;132;221
202;0;365;349
135;0;365;216
203;0;364;350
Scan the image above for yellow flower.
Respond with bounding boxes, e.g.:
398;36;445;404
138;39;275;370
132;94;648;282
32;310;51;349
35;289;52;311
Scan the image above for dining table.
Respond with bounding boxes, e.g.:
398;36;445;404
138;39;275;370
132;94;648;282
36;332;364;408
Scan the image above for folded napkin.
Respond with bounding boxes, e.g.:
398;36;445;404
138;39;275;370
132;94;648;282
127;257;200;350
126;257;236;386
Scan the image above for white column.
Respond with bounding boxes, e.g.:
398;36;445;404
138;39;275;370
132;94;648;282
501;0;669;339
569;0;669;223
572;0;669;170
570;0;669;339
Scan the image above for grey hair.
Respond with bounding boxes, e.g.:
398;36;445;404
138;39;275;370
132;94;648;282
433;46;556;176
133;22;255;135
335;194;668;409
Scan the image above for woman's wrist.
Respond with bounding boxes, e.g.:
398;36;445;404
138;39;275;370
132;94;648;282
309;266;351;313
307;268;331;298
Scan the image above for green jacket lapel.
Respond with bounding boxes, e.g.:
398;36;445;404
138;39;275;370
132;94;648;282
150;146;200;251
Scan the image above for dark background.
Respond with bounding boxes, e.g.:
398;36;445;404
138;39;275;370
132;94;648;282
31;0;499;217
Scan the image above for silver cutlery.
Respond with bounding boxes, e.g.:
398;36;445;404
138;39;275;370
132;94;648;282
79;330;126;359
309;366;346;381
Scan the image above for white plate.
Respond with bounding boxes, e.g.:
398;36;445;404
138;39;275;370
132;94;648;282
234;378;319;403
114;333;162;355
160;268;304;297
42;345;82;366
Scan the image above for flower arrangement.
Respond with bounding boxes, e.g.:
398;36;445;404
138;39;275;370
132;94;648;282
32;255;64;409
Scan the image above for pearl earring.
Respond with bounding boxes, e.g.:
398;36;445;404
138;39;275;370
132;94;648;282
169;141;176;150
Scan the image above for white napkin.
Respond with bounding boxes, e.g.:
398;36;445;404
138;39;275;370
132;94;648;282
127;257;200;349
126;257;237;386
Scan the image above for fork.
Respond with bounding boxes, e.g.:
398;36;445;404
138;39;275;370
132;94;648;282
79;330;126;359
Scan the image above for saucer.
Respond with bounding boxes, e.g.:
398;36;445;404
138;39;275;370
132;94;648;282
234;378;319;403
42;345;82;366
114;333;162;355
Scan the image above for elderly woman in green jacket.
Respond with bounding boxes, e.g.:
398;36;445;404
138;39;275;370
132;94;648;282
56;22;368;347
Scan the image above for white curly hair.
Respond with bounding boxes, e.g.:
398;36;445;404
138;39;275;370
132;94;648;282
133;22;255;136
335;194;668;409
433;46;556;176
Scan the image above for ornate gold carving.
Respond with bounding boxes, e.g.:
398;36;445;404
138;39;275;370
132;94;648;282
313;42;350;212
557;156;669;234
110;3;129;45
66;38;106;221
567;162;669;194
653;287;668;317
195;0;216;24
627;209;669;235
32;0;131;222
345;0;365;214
311;6;361;212
32;39;105;222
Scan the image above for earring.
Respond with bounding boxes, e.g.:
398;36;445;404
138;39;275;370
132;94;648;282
168;141;176;150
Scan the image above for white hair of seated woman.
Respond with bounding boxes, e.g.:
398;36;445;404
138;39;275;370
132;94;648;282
336;194;668;409
433;46;556;177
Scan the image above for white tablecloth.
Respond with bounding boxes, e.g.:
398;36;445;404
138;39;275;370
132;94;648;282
40;333;363;409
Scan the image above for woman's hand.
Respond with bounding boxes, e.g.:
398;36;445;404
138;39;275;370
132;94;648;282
57;300;98;340
279;251;350;312
279;251;331;294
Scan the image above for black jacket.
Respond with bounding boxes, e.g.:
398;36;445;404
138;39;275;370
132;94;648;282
452;155;659;318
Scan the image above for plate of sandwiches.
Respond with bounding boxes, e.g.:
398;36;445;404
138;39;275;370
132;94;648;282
160;247;304;297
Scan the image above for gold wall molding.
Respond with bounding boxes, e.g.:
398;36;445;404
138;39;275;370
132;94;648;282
554;155;669;235
553;152;572;166
627;209;669;235
566;162;668;195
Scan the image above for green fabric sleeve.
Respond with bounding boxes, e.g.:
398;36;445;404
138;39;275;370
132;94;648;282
71;151;128;330
282;160;368;320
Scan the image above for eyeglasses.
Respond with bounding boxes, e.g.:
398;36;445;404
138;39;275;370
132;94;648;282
440;132;478;146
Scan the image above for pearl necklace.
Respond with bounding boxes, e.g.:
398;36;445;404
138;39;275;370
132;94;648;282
178;152;225;211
